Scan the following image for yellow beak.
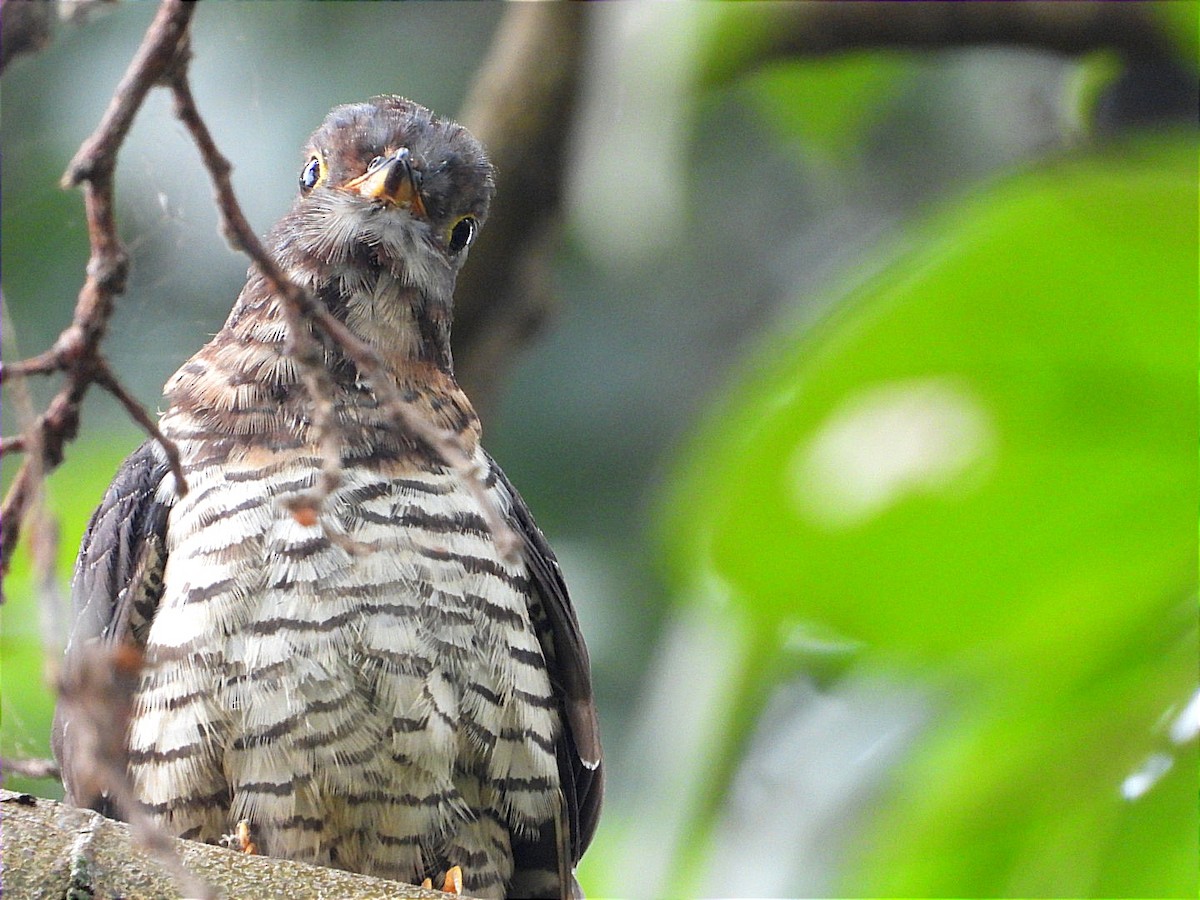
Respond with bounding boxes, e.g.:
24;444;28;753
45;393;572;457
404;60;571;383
348;150;427;219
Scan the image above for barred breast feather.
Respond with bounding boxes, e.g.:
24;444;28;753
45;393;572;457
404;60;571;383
54;296;602;899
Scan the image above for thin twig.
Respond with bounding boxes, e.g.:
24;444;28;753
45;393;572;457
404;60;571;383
60;2;193;188
0;757;61;780
56;642;217;900
0;348;63;382
166;69;345;506
1;2;211;893
93;360;186;491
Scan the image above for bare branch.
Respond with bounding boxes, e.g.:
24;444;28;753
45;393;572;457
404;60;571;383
2;789;445;899
55;642;217;900
455;3;587;421
4;0;530;583
0;347;63;382
166;68;346;506
0;0;196;577
61;1;193;188
0;757;61;780
93;360;187;491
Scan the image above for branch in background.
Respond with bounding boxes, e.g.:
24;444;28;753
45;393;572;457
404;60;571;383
452;1;1183;422
702;1;1177;85
55;641;217;900
454;3;587;422
2;0;545;580
0;0;128;74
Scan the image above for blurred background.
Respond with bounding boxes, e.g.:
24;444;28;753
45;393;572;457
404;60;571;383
2;2;1196;897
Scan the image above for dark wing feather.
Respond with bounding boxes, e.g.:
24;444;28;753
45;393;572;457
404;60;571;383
489;455;604;867
51;440;175;809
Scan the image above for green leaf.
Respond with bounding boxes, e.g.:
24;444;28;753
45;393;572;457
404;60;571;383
662;134;1197;895
1153;0;1199;73
740;55;913;162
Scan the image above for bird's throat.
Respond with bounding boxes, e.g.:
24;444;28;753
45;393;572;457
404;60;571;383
313;266;455;377
163;270;478;461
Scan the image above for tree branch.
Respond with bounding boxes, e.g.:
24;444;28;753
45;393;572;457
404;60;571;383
702;1;1178;85
1;789;457;900
0;757;60;779
0;0;195;579
2;0;534;578
454;3;587;421
163;57;519;555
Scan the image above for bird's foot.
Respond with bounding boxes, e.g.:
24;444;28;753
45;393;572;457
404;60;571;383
219;819;259;855
421;865;463;894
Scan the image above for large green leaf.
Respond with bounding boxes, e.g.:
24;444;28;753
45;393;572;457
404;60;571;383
663;134;1197;896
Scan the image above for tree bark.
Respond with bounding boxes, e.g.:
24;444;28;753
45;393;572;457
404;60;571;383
0;790;461;900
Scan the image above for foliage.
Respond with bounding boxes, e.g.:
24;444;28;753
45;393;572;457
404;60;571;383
661;133;1197;896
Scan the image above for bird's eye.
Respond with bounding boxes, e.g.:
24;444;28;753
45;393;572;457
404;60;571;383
366;155;386;173
447;216;478;255
299;156;324;194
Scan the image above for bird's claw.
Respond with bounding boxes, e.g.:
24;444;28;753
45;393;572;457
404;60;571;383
421;864;463;894
219;819;259;854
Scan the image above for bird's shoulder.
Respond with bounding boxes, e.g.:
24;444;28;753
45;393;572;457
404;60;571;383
68;439;177;648
54;439;176;809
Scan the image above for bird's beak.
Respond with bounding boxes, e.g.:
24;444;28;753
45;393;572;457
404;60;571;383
349;149;427;219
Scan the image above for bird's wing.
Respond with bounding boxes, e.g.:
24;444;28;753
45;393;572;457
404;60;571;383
488;455;604;866
52;439;175;810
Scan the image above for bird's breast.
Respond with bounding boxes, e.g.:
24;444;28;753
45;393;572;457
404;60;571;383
129;438;561;881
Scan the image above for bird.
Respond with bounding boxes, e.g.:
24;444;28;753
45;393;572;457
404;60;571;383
52;95;602;900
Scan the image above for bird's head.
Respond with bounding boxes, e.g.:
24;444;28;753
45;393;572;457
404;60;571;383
265;96;495;371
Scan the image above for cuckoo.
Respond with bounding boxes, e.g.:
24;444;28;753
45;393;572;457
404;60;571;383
53;96;603;899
